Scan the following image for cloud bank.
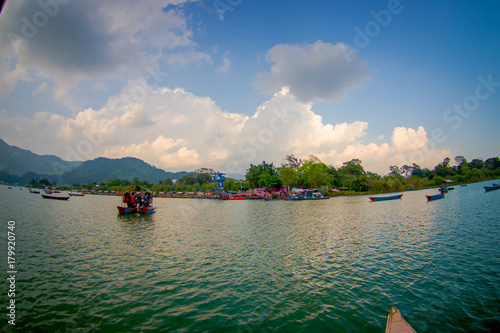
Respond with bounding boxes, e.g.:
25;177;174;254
0;83;449;175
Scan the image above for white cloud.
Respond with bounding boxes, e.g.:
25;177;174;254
0;84;450;175
256;41;372;103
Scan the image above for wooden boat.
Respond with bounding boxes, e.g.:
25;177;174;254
117;185;155;214
30;190;40;194
41;194;70;200
68;192;85;196
426;193;445;201
369;194;403;202
385;306;416;333
484;184;500;192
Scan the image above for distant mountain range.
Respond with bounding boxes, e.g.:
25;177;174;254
0;138;190;185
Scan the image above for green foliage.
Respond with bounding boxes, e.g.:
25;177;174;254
246;161;278;188
279;166;299;187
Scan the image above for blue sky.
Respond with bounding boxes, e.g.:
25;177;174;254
0;0;499;174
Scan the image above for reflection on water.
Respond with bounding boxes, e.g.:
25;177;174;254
0;182;499;332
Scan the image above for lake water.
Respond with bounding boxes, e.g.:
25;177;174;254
1;182;499;332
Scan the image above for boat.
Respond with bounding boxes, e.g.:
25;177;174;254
41;194;70;200
484;184;500;192
30;190;40;194
223;193;249;200
385;306;416;333
369;194;403;202
426;193;445;201
68;192;85;197
117;185;155;214
302;189;330;200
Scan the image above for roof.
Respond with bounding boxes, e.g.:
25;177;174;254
119;185;154;195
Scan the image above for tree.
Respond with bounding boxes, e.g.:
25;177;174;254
485;157;500;170
468;159;484;170
454;156;468;174
279;166;299;187
246;161;278;188
281;154;303;170
340;159;365;176
298;161;329;188
401;165;412;179
389;165;401;175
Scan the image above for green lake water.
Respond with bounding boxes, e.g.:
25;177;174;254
0;182;499;332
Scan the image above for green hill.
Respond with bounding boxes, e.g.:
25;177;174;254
0;138;81;175
0;138;189;185
60;157;188;184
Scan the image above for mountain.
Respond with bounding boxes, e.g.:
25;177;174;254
0;138;189;185
0;138;81;175
60;157;188;184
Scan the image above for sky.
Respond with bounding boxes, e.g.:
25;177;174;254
0;0;499;176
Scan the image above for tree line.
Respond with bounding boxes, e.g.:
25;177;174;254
25;155;500;195
244;154;500;194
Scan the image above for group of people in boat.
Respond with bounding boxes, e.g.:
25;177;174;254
123;191;152;209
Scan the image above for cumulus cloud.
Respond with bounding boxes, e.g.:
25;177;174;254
256;41;372;103
318;126;451;174
0;0;202;98
0;83;449;174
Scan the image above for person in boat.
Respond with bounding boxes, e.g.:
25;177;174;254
129;192;137;209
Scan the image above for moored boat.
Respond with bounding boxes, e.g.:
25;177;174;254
426;193;445;201
30;190;41;194
41;194;70;200
222;194;248;200
484;184;500;192
369;194;403;202
385;306;416;333
68;192;85;197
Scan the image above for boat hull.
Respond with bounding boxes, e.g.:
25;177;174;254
369;194;402;202
41;194;69;200
138;206;155;214
484;185;500;192
426;193;445;201
69;193;85;196
385;306;416;333
117;206;137;214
